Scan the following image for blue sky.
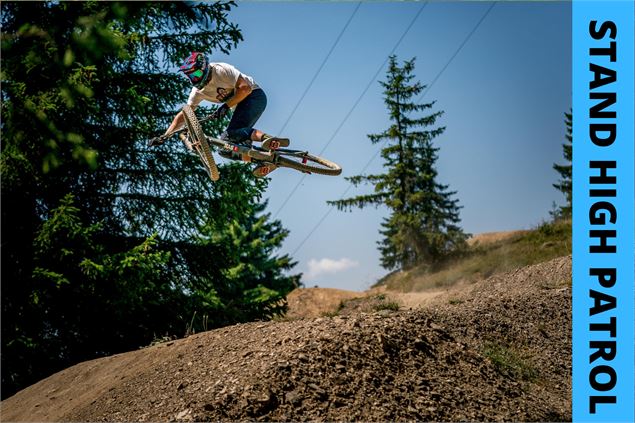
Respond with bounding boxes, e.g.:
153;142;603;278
207;1;572;291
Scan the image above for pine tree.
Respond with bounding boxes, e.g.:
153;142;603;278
329;56;468;270
191;164;300;327
552;110;572;218
20;195;182;394
1;1;299;398
1;1;244;241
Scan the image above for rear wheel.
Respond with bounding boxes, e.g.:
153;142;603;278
276;151;342;176
182;105;219;181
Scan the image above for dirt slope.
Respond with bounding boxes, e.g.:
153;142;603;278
286;287;444;319
285;287;362;319
467;229;528;246
1;256;572;422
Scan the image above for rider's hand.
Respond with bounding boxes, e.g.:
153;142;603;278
212;104;229;120
148;136;165;147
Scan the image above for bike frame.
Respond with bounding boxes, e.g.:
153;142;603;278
156;108;341;180
205;135;311;166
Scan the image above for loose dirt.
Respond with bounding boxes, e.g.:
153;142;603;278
1;256;572;422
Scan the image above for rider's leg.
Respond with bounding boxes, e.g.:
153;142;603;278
218;89;267;161
224;89;285;145
250;129;267;142
224;88;267;144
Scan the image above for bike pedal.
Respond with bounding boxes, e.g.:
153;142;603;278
253;164;278;178
262;137;290;151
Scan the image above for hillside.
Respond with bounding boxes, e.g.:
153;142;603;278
377;219;571;293
1;254;572;422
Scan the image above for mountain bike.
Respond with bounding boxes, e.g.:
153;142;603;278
148;105;342;181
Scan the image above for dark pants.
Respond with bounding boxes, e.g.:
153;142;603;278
224;88;267;143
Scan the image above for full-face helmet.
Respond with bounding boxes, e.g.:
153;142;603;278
180;52;210;89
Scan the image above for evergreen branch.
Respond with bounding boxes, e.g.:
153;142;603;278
345;174;386;187
327;192;389;211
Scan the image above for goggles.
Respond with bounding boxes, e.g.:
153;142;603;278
186;68;205;83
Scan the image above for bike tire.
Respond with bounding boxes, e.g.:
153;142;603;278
182;105;220;181
276;151;342;176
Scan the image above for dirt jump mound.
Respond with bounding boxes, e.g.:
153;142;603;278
1;256;571;422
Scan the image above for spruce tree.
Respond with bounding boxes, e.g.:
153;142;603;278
1;1;299;397
552;110;572;218
329;56;467;270
191;164;300;328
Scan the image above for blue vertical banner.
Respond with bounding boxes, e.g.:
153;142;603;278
572;0;635;422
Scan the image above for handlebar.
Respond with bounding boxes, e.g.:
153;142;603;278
147;111;218;147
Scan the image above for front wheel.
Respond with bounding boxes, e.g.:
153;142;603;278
276;151;342;176
182;105;220;181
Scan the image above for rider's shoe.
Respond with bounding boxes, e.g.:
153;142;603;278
261;134;290;151
252;163;278;178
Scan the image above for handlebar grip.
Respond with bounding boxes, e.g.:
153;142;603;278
148;134;170;147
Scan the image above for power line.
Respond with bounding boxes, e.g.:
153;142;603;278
290;1;497;257
274;2;429;219
277;2;362;136
418;1;497;101
315;2;427;157
291;138;386;256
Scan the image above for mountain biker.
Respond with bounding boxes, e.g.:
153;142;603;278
153;52;289;177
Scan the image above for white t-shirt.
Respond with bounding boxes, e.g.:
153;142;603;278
186;62;259;108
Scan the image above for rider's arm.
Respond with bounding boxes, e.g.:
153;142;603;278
224;75;253;109
164;111;185;136
164;88;202;136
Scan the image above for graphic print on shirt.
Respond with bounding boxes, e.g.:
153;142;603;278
216;87;234;102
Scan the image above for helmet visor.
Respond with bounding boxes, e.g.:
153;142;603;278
186;69;205;84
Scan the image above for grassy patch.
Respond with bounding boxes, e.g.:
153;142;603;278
483;343;539;382
377;219;571;292
373;301;400;312
321;300;347;317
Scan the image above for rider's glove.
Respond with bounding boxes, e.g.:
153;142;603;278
212;103;229;120
148;136;165;147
